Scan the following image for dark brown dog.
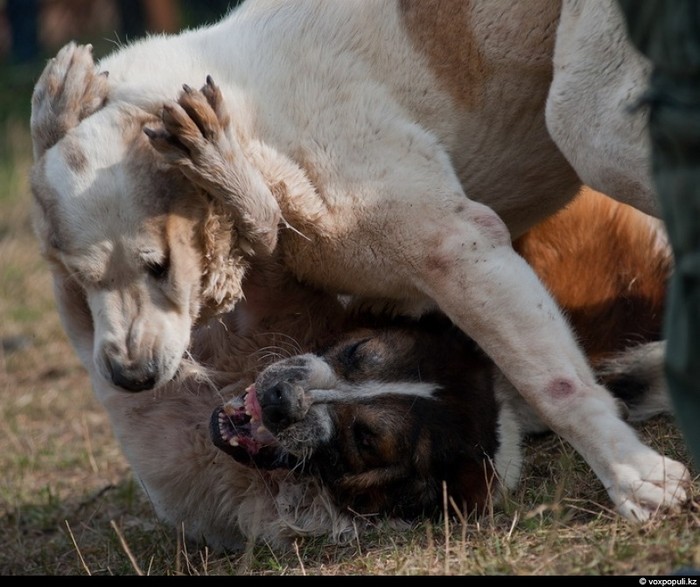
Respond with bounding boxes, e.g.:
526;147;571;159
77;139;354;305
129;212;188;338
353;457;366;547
212;190;674;521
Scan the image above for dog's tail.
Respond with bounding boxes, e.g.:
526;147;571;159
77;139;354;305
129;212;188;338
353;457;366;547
593;340;672;422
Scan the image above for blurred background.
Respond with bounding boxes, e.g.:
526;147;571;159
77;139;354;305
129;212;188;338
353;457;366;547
0;0;239;123
0;0;238;62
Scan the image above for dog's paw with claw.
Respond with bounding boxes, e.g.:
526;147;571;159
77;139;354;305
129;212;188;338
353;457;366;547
145;76;281;256
31;42;110;157
604;448;691;522
144;76;235;192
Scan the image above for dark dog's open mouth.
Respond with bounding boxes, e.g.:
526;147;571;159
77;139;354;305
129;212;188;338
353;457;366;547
210;385;298;470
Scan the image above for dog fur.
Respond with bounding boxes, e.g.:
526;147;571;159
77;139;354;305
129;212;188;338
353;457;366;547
29;0;690;524
211;196;674;526
100;189;673;551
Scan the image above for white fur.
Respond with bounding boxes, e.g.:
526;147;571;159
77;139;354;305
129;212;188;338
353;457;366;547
30;0;689;526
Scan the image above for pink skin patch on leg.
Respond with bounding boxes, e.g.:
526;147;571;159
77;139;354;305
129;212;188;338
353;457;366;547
468;209;511;245
546;378;576;399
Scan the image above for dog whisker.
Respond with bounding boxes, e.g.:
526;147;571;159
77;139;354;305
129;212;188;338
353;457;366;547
256;331;305;354
280;214;311;242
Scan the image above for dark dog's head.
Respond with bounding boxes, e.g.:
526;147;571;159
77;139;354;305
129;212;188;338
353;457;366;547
211;314;522;520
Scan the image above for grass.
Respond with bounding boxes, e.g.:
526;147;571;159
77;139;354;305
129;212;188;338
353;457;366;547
0;59;698;576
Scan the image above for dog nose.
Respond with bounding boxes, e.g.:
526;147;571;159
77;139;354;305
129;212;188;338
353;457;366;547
259;380;296;429
108;358;158;392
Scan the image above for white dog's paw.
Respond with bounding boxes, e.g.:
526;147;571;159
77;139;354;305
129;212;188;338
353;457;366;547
145;76;281;256
604;449;691;522
31;42;110;157
145;75;229;173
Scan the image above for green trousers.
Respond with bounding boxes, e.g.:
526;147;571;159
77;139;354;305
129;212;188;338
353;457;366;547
618;0;700;466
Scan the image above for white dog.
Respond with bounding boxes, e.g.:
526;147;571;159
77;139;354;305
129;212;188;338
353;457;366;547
30;0;690;524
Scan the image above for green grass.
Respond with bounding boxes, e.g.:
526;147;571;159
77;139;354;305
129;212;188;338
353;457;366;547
0;58;698;576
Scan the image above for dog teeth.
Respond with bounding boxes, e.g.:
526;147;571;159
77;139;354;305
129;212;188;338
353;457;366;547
229;438;239;447
256;426;266;434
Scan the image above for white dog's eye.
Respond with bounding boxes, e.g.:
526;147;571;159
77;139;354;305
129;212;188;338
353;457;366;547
146;259;169;280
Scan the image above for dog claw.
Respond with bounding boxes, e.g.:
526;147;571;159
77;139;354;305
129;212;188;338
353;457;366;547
605;453;691;521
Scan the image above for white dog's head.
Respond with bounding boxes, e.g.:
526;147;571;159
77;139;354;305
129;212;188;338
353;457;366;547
29;43;261;392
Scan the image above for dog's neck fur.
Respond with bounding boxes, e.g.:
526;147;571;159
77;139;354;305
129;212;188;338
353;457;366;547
189;256;347;387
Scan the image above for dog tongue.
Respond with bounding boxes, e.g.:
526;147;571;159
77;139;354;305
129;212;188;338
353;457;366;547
244;384;263;422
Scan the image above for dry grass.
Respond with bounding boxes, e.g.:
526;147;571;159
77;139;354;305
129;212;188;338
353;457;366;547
0;62;698;576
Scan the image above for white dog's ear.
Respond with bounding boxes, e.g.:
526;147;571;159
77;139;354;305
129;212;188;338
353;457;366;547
30;42;110;160
197;198;250;319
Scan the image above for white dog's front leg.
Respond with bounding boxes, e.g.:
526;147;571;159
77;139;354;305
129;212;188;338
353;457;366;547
409;200;689;520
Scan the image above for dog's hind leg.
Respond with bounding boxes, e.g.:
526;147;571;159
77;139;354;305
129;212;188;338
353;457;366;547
547;0;658;216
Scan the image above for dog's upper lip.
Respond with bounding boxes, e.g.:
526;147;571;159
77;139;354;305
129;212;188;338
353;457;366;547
220;390;268;438
210;390;300;471
243;384;262;422
213;389;277;452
